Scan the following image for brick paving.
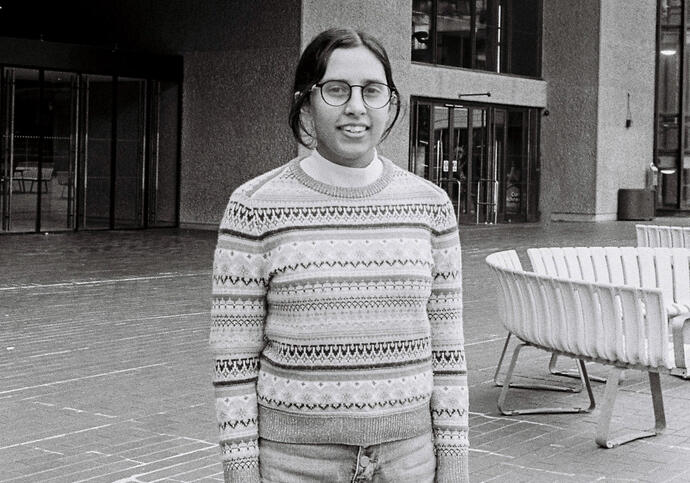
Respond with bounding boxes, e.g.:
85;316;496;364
2;218;690;482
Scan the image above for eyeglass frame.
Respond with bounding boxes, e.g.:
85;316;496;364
310;80;397;109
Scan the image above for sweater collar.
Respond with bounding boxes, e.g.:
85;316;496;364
289;152;395;199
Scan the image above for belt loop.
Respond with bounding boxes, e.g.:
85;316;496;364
351;446;363;483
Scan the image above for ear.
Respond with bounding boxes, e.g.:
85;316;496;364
386;92;398;118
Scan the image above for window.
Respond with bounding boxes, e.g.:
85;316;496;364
412;0;541;77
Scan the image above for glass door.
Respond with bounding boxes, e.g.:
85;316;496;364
410;98;539;223
115;77;146;228
81;75;113;230
1;68;40;232
1;69;178;234
40;71;79;231
1;68;79;233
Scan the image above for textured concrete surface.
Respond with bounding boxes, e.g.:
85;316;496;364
3;218;690;481
541;0;601;219
542;0;657;222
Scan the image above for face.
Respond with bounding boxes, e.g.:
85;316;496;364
304;46;392;168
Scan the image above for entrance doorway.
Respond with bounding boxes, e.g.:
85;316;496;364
0;67;179;233
409;98;540;223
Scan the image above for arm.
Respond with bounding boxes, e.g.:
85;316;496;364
210;198;267;483
428;200;469;483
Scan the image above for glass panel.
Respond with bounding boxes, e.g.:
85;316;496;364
451;107;470;217
437;0;471;67
0;68;15;231
527;109;540;221
662;0;683;26
474;0;492;70
150;81;179;227
471;108;491;223
683;156;690;208
504;110;526;219
6;68;40;232
502;0;540;76
432;105;449;184
40;71;78;232
411;103;431;179
659;115;679;150
412;0;434;63
84;75;113;229
659;30;681;113
114;77;146;228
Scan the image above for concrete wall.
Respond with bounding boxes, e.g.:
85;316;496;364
541;0;601;221
595;0;656;217
301;0;546;171
113;0;302;228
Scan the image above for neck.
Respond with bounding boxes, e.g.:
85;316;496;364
315;148;375;168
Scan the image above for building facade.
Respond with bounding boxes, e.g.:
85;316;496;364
0;0;662;232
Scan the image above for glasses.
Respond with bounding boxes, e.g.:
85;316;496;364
311;80;394;109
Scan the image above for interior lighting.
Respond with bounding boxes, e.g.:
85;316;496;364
661;48;678;56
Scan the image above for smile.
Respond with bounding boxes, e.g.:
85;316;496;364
339;125;368;134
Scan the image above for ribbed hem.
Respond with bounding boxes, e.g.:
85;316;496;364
436;452;469;483
258;405;432;445
289;156;395;198
223;462;260;483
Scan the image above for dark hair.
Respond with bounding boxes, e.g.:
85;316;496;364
288;28;401;148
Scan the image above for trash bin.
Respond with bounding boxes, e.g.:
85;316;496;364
618;188;655;221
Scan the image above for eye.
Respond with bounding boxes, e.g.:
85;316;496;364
323;81;349;97
363;83;387;97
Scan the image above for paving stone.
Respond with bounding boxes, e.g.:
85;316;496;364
2;221;690;481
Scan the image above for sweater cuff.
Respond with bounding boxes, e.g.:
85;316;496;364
435;451;469;483
223;460;260;483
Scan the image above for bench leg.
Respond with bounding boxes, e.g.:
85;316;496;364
671;316;690;379
595;369;666;448
497;342;596;415
548;353;606;383
494;333;591;393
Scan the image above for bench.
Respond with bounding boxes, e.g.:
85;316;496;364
532;226;690;381
486;247;690;448
637;223;690;248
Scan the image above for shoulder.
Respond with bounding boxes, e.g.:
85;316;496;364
382;157;453;206
219;159;297;233
229;162;294;205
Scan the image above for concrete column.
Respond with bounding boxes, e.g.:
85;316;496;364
543;0;656;222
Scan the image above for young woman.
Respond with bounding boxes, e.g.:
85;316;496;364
210;28;469;483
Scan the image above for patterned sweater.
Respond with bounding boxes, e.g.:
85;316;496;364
210;156;469;482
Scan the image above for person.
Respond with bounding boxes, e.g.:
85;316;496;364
210;27;469;483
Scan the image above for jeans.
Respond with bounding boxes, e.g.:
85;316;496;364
259;432;436;483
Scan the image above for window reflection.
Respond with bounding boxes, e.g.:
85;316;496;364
436;0;471;67
412;0;433;63
412;0;540;77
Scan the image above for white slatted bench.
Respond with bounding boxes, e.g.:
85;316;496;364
486;247;690;448
637;223;690;248
527;247;690;378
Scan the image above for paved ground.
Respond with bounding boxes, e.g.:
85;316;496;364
2;218;690;482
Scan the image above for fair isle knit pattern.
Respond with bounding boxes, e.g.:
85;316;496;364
210;156;469;483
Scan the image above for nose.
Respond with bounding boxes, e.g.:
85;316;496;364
344;86;367;115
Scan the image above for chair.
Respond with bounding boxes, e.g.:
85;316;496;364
22;167;54;193
56;171;72;199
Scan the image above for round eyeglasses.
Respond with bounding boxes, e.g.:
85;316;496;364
311;80;394;109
